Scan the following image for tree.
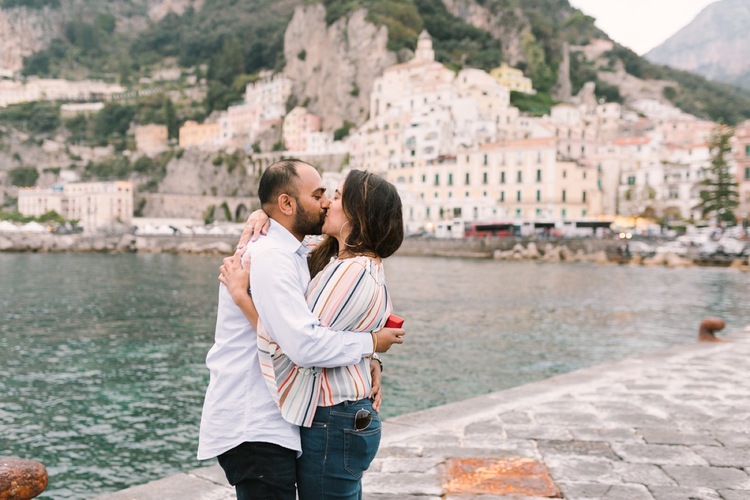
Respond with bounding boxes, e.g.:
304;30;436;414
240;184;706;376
695;125;739;224
9;167;39;187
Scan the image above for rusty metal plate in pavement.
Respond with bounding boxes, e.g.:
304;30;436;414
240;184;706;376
442;457;561;497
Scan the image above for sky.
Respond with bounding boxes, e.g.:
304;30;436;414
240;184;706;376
567;0;719;55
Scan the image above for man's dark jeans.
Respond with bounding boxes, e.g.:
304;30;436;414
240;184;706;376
218;441;297;500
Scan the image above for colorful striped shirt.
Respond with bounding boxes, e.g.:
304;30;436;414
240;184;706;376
306;255;392;407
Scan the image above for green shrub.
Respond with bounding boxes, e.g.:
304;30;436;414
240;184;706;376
9;167;39;187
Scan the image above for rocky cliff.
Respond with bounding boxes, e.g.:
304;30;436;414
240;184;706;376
282;4;396;131
442;0;528;67
0;0;200;74
0;7;58;73
646;0;750;90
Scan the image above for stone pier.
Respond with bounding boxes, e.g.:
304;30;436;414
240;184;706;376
96;328;750;499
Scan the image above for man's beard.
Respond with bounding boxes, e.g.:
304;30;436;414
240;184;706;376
293;201;325;236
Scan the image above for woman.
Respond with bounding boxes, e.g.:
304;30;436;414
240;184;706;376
219;169;404;499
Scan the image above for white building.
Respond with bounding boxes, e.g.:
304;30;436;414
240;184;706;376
386;137;602;230
244;73;292;116
352;30;519;174
615;137;709;220
18;181;133;232
0;78;124;108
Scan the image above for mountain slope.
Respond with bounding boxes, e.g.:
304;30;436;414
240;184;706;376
646;0;750;91
3;0;750;125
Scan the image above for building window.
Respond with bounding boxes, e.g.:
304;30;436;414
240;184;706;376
627;176;636;185
422;174;426;183
746;144;750;157
448;192;453;198
583;171;587;179
426;207;430;217
582;209;587;217
483;154;488;166
561;208;567;218
746;167;750;180
562;190;566;202
536;190;541;202
465;173;470;185
582;191;587;203
500;191;505;202
465;191;470;198
448;174;453;185
536;169;541;182
562;170;567;179
434;174;439;186
500;171;506;184
517;171;522;183
516;190;521;202
482;172;488;184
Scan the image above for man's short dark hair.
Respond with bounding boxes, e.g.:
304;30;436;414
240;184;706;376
258;159;308;207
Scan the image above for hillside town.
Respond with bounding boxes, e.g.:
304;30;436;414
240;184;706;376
6;32;750;241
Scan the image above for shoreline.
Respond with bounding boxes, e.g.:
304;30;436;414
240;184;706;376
1;231;748;270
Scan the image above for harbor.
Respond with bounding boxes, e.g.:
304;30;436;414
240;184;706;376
2;253;750;498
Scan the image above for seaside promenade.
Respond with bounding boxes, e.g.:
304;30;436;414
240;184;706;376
96;327;750;500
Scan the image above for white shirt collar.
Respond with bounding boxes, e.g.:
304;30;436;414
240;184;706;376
267;219;308;257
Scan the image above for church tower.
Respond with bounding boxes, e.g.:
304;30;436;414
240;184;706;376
414;30;435;63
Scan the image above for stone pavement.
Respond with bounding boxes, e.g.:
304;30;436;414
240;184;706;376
96;328;750;500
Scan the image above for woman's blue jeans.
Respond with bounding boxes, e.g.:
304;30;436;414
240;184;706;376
297;398;381;500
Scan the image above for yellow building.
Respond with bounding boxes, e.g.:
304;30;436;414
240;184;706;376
179;120;221;149
18;181;133;232
490;63;535;95
135;124;169;156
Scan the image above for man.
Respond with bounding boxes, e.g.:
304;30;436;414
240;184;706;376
197;159;404;499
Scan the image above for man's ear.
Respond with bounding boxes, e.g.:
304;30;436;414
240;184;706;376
278;194;295;216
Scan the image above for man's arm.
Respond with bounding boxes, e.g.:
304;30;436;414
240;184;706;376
251;248;373;369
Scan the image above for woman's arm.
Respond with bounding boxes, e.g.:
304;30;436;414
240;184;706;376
219;254;259;328
236;209;271;250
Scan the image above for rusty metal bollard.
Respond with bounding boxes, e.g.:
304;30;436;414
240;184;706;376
698;317;726;342
0;458;47;500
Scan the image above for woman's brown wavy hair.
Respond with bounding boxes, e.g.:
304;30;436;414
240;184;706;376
308;170;404;277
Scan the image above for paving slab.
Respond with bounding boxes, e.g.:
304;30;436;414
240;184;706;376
95;330;750;499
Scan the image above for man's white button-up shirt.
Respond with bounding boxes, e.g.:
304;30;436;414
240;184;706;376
197;221;374;460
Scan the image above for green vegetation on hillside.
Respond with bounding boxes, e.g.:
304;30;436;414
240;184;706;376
605;45;750;125
1;0;59;8
0;101;60;134
11;0;750;127
9;167;39;186
0;209;66;224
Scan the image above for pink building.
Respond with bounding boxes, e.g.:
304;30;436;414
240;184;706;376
283;107;322;152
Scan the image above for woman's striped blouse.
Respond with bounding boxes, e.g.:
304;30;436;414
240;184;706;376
305;255;392;407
